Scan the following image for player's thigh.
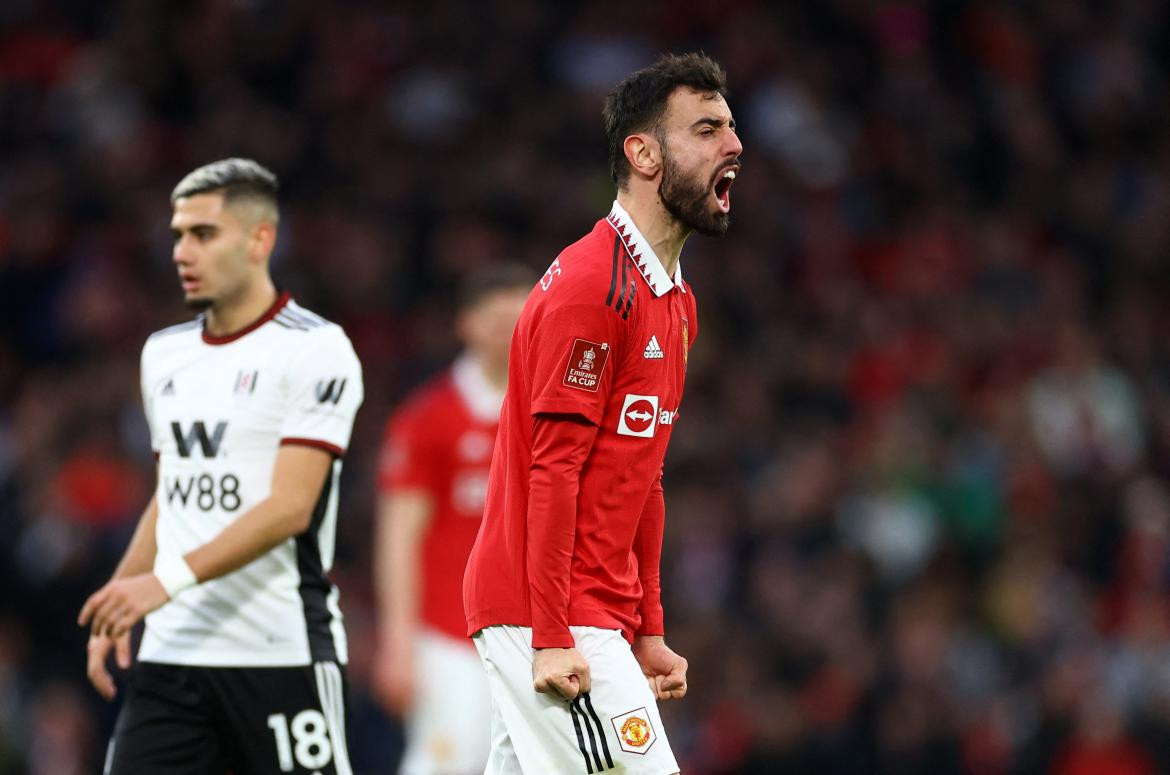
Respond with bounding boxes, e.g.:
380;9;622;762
105;662;226;775
401;630;491;775
474;626;679;775
204;662;353;775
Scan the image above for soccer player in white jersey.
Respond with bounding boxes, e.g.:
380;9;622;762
78;158;364;775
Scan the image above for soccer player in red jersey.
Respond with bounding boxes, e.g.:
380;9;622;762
372;264;532;774
463;53;741;774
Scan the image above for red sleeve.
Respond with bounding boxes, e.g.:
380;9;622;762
634;471;665;636
528;304;626;425
375;408;441;495
527;413;600;648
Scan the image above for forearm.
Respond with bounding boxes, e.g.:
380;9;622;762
527;414;599;648
112;497;159;580
374;493;429;642
181;494;310;583
633;477;665;636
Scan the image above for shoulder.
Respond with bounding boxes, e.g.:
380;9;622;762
142;318;201;359
536;220;637;316
145;318;201;343
277;302;356;350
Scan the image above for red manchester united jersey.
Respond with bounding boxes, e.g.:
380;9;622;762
464;201;698;647
379;355;503;641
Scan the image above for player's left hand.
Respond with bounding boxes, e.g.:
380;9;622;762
632;635;688;701
78;573;169;638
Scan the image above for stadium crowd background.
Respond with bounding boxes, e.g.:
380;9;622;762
4;1;1170;773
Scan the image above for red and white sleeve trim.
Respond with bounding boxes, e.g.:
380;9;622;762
280;437;345;457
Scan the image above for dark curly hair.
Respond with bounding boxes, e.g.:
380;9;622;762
603;53;728;189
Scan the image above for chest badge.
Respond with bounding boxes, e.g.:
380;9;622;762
681;318;689;366
234;369;259;395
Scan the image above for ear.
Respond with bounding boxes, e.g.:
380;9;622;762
623;132;662;181
249;221;277;265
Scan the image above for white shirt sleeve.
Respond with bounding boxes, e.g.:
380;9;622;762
140;339;160;454
279;326;364;455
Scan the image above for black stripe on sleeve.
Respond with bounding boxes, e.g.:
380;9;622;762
582;692;614;769
621;279;635;321
570;700;594;774
605;235;620;308
615;255;631;315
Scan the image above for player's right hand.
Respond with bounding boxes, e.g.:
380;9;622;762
532;647;591;701
372;644;416;717
86;631;132;701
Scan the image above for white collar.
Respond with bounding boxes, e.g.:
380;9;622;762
451;353;504;422
605;200;685;297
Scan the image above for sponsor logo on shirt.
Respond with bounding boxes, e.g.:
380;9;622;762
563;339;610;392
611;707;657;754
315;378;347;404
617;394;659;437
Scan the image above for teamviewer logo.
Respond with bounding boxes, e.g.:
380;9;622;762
617;394;659;438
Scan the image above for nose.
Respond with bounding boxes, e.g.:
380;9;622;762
724;128;743;160
173;234;192;266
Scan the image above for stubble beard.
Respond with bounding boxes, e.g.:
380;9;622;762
185;296;214;312
658;147;730;238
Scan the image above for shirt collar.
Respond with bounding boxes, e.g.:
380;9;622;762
452;352;504;422
605;200;685;297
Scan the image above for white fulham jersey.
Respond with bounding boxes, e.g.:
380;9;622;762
138;293;363;667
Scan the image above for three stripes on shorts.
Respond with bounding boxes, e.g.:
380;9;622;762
569;692;614;773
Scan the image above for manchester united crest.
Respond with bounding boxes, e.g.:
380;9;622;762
611;707;657;754
681;318;689;367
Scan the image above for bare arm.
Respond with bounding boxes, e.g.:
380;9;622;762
372;489;432;715
184;444;333;582
374;490;432;645
80;445;334;638
83;486;160;700
112;494;159;579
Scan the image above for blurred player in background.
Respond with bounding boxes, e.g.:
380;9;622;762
463;53;741;774
78;158;363;774
373;264;532;774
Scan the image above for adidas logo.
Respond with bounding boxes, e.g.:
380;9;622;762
643;335;664;359
161;379;175;395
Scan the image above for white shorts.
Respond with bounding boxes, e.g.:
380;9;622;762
473;625;679;775
399;629;491;775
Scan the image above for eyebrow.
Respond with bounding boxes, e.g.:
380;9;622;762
691;116;736;130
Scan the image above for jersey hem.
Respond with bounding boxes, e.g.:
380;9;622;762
467;605;637;644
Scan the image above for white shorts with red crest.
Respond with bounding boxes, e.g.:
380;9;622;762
473;625;679;775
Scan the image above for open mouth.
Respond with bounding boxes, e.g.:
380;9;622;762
713;167;737;213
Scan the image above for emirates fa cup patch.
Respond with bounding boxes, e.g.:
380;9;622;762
563;339;609;392
611;707;656;754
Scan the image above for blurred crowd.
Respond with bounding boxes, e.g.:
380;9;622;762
5;1;1170;773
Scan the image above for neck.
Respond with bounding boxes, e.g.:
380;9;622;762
474;352;508;392
616;189;690;278
204;277;279;336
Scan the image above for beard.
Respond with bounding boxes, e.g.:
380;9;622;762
185;296;214;311
658;148;730;237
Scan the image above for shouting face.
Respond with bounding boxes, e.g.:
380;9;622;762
655;87;742;236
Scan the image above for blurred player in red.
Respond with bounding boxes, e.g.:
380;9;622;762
373;264;533;774
463;53;741;774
